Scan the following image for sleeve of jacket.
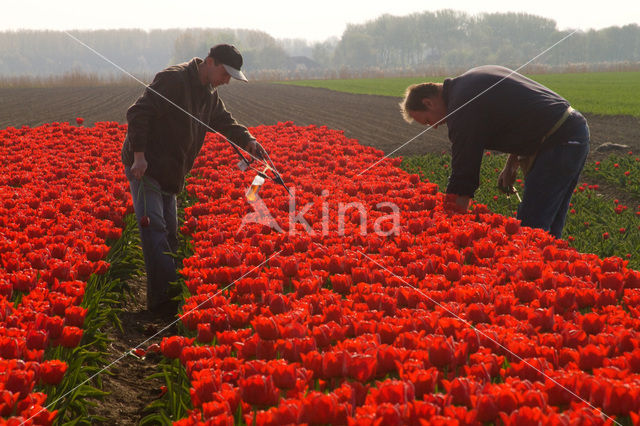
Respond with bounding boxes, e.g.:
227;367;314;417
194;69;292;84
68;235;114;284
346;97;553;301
125;70;183;153
208;96;255;149
445;114;488;198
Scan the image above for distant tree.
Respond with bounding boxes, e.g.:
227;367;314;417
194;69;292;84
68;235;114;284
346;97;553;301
334;25;377;68
311;37;339;66
278;38;313;57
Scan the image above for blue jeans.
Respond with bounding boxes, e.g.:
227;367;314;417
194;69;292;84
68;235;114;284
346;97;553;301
124;167;178;311
517;114;590;239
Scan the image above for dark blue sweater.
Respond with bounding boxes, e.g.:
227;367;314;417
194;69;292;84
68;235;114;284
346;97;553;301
443;65;571;197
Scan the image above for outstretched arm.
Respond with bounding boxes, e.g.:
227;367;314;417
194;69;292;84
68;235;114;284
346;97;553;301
498;154;519;193
209;96;258;156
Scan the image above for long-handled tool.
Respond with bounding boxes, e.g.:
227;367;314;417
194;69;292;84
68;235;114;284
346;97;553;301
231;140;291;198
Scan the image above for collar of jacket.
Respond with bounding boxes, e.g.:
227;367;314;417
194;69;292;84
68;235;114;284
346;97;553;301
442;77;452;109
188;57;216;95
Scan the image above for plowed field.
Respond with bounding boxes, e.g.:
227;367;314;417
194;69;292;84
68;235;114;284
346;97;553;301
1;83;638;160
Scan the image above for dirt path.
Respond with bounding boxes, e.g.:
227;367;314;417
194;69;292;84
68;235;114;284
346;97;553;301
86;277;176;424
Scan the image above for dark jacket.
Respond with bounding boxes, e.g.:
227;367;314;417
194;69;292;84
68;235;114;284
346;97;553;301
443;65;572;197
122;58;255;193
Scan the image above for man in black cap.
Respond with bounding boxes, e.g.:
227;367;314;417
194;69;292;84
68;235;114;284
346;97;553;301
121;44;264;316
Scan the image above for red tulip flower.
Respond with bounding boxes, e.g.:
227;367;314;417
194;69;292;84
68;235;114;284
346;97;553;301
428;336;455;369
252;316;280;340
239;375;279;407
271;362;297;390
60;326;83;348
40;360;68;385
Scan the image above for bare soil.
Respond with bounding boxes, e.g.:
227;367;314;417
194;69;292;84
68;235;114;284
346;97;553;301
85;277;176;424
1;83;638;424
219;83;640;162
2;83;638;161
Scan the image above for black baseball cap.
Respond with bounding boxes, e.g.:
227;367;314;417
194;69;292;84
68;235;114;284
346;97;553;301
209;44;248;82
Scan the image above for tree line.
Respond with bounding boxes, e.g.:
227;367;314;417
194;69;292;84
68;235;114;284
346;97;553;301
0;10;638;83
329;11;640;74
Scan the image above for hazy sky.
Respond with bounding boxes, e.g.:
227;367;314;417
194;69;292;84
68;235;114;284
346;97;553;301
3;0;639;41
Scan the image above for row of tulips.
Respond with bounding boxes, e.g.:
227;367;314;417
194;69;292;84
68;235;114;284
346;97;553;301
145;123;640;425
0;122;132;424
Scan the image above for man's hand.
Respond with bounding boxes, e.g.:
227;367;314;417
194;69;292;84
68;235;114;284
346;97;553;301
455;195;471;211
247;140;266;161
131;152;148;180
498;154;519;193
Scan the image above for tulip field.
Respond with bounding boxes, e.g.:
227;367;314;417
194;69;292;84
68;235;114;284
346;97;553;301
1;120;639;425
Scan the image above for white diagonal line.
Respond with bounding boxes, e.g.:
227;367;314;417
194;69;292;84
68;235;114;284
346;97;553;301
35;27;591;425
308;240;618;424
23;32;289;425
352;247;619;425
62;31;265;166
357;30;579;177
25;249;282;425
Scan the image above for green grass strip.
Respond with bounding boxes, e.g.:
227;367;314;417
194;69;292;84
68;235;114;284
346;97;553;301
279;71;640;117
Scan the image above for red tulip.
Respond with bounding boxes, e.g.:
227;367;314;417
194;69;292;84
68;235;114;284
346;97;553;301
475;393;499;422
268;293;289;314
598;272;625;293
239;375;278;407
501;406;547;426
346;353;377;382
0;336;22;359
322;350;348;379
40;360;68;385
580;312;604;335
504;217;521;234
25;329;49;351
161;336;193;359
444;377;472;407
282;257;299;277
331;274;352;294
403;368;438;399
298;392;340;424
271;362;297;390
201;400;231;420
578;344;605;371
60;326;83;348
196;323;215;343
64;305;87;328
369;379;415;405
191;371;221;407
5;369;35;398
444;262;462;282
252;316;280;340
374;403;404;426
428;336;454;369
